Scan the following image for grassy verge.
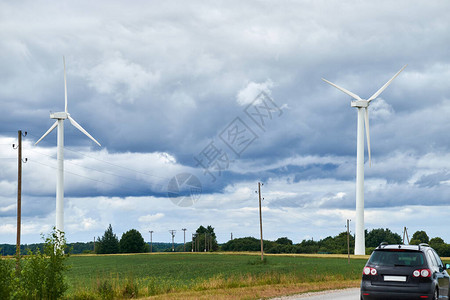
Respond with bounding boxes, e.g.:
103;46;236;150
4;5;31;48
144;280;360;299
64;253;366;299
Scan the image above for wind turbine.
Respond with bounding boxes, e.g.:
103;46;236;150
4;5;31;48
322;65;406;255
35;57;101;235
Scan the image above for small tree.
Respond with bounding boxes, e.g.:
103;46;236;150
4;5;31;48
119;229;147;253
96;224;119;254
410;231;430;245
366;228;402;247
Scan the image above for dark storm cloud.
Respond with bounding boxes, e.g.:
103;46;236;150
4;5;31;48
1;0;450;243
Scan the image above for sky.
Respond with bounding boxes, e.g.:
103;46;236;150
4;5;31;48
1;0;450;245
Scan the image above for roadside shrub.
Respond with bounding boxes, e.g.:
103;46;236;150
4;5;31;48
70;290;99;300
0;228;69;299
0;257;14;299
121;278;139;298
97;279;114;300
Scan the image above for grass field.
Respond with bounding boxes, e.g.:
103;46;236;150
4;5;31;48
65;253;368;299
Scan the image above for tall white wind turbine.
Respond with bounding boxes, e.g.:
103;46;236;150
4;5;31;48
322;65;406;255
35;57;101;235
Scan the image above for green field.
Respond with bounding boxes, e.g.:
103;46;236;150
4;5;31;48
65;253;367;299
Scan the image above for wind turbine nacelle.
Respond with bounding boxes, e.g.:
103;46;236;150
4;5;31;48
351;100;369;108
50;112;69;119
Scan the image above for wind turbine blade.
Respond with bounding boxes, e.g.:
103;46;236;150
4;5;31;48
322;78;362;101
68;115;101;147
64;56;68;113
35;120;58;145
364;107;371;167
368;65;407;102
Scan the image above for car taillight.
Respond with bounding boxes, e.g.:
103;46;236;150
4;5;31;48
363;267;377;275
413;269;431;278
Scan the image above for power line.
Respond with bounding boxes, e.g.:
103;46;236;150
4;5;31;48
27;148;162;187
26;131;171;182
28;159;116;188
24;150;170;197
64;147;169;181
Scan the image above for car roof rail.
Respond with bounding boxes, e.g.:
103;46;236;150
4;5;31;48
419;243;430;248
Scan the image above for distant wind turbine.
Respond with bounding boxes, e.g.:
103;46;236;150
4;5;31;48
322;65;406;255
35;57;101;235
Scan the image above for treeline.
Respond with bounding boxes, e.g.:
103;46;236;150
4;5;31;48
3;226;450;257
222;229;450;257
0;242;184;256
0;242;95;256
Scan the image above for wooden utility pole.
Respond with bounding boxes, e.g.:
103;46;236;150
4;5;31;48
196;234;199;252
347;219;351;264
14;130;26;258
210;233;212;250
258;182;264;261
93;237;96;253
169;230;176;251
149;231;153;253
204;232;207;252
191;233;194;252
231;232;233;240
182;228;186;252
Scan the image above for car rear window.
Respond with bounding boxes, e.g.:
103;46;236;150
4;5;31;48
369;250;425;267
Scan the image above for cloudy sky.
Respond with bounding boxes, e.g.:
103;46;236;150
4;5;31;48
1;1;450;245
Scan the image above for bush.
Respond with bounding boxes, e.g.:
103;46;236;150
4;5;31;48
0;257;14;299
121;278;139;298
97;279;114;300
0;228;69;299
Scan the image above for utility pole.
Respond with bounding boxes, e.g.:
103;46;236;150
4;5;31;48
204;232;207;252
93;237;96;253
196;234;199;252
403;227;410;244
231;232;233;240
13;130;27;259
258;182;264;261
149;231;153;253
210;233;212;251
169;230;176;251
182;228;187;252
347;219;351;264
191;233;194;252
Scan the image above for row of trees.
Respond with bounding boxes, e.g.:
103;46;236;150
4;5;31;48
95;225;149;254
221;228;450;257
3;226;449;256
95;224;220;254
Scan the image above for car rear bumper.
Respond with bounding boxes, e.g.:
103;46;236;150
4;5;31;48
361;280;434;300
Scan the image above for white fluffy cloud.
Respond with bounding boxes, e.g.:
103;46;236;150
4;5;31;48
236;80;274;106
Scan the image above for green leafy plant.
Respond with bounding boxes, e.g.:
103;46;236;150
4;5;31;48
0;228;69;299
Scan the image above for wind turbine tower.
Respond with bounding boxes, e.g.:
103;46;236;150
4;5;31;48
35;57;101;235
322;65;406;255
